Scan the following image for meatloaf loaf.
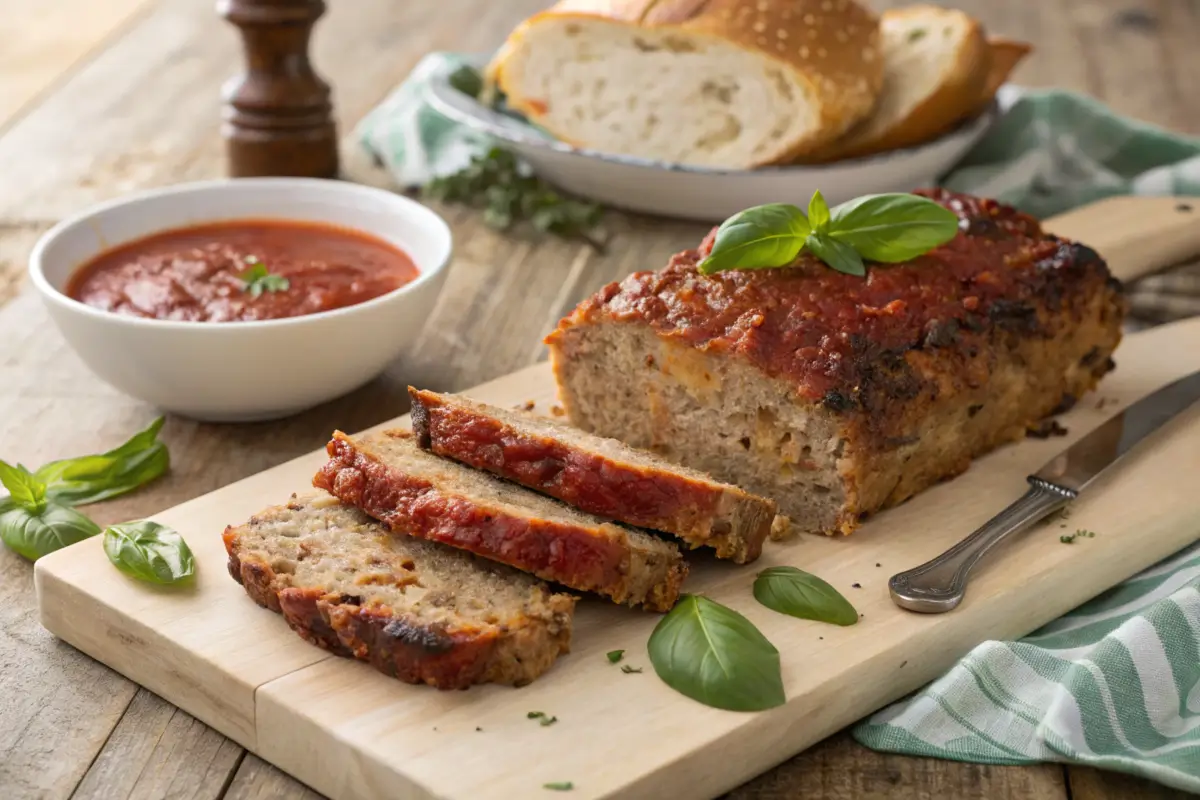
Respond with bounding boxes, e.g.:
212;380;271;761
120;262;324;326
408;387;777;563
546;189;1126;535
223;493;576;689
313;429;687;611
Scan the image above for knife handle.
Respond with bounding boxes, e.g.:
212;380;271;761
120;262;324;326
888;478;1076;613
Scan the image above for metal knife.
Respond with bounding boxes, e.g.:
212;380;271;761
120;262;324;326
888;368;1200;613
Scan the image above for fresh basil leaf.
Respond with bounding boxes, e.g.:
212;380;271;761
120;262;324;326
0;460;46;512
827;193;960;262
103;520;195;584
753;566;859;626
447;64;483;99
696;203;810;275
606;649;624;663
807;190;831;232
35;417;169;506
805;233;865;277
0;501;101;561
647;594;785;712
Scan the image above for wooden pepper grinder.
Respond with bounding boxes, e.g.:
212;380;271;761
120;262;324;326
218;0;339;178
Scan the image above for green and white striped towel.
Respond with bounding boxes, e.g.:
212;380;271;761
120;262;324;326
852;542;1200;793
357;54;1200;792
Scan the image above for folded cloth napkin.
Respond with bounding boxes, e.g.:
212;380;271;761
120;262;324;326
357;53;1200;791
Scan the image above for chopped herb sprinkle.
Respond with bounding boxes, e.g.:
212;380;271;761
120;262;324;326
620;665;643;674
606;649;624;663
1061;528;1097;544
544;782;574;791
528;711;557;726
851;582;862;588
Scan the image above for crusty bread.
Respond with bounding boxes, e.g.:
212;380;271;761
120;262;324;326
408;387;777;563
223;493;576;689
485;0;884;169
313;429;688;612
967;36;1031;117
804;5;991;162
546;189;1125;536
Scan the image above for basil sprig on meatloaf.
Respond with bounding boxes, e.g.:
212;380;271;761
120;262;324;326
698;191;960;276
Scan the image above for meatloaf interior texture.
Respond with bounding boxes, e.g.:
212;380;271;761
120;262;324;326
546;189;1126;536
223;493;576;689
408;387;777;563
313;429;687;611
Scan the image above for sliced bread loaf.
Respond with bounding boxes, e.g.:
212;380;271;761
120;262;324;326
803;5;990;162
485;0;884;168
223;493;576;689
408;387;776;563
313;429;687;612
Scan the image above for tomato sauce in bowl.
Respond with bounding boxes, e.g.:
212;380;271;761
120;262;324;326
66;219;420;322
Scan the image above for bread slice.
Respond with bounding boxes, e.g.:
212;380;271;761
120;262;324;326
967;36;1031;117
223;493;576;689
408;387;776;563
485;0;884;169
804;5;990;162
313;429;687;611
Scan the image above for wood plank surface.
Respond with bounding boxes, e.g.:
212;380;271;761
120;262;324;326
35;316;1200;799
1;1;1198;799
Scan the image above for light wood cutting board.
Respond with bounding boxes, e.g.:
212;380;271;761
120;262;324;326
34;197;1200;800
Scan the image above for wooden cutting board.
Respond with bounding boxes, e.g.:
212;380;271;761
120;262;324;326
34;198;1200;800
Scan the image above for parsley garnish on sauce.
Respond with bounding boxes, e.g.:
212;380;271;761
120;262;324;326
239;256;290;298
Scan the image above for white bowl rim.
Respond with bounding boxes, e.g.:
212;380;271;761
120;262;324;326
28;176;453;333
422;54;1000;176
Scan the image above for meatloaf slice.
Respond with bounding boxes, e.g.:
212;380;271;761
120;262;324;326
223;492;575;689
408;387;776;563
546;189;1126;536
313;429;687;611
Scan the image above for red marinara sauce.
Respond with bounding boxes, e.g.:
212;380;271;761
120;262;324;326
67;219;420;322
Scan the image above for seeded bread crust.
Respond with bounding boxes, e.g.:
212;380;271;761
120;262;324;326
223;493;576;689
313;429;687;612
408;387;775;563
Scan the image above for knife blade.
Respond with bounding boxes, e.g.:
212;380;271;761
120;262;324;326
888;368;1200;613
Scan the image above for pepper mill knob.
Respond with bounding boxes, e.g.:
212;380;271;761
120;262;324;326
218;0;339;178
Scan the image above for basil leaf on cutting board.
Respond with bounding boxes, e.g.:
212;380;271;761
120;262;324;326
34;416;169;505
647;594;785;712
753;566;859;626
103;520;195;585
0;501;102;561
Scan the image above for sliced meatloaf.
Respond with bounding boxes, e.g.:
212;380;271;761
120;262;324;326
546;189;1126;536
223;493;575;689
408;387;776;563
313;429;687;611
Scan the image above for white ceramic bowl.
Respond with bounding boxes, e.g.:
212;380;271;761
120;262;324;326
29;178;452;422
423;56;999;222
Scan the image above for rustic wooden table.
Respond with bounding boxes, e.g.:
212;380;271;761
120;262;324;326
1;1;1196;798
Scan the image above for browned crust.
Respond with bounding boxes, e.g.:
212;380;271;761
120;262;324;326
222;511;575;689
313;432;687;611
408;387;773;563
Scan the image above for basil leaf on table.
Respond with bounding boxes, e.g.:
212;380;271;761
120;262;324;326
647;594;785;712
0;501;101;561
0;460;47;511
828;193;961;262
753;567;859;626
103;520;195;584
696;203;810;275
804;233;865;277
34;416;169;505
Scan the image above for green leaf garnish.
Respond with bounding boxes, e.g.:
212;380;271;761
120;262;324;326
606;649;624;663
103;520;195;584
698;191;960;277
753;566;859;625
34;417;168;505
620;665;643;674
0;501;101;561
696;203;810;275
543;782;574;791
0;460;46;513
447;64;484;99
240;258;290;298
647;594;785;712
527;711;557;726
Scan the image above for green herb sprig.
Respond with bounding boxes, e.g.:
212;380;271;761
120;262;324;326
423;147;606;251
752;567;859;626
647;594;785;712
240;257;290;298
698;190;960;276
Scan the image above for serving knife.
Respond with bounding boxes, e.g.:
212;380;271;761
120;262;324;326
889;368;1200;613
